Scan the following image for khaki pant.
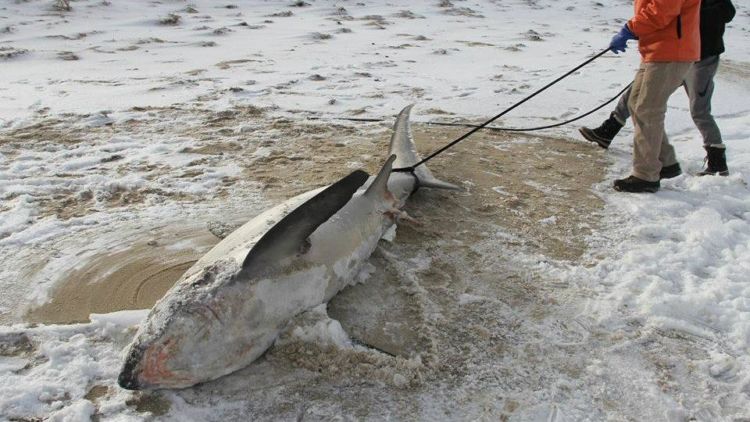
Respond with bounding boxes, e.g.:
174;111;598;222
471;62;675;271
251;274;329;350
627;62;693;182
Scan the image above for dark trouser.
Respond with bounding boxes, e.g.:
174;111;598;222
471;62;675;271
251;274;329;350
612;55;723;146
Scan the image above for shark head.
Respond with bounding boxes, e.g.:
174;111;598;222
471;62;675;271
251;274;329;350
118;260;258;390
118;308;213;389
118;171;373;390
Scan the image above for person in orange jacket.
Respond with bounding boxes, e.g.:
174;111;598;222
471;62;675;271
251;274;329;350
607;0;702;193
581;0;735;179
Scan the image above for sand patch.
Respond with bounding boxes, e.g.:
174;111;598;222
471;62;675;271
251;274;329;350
328;248;433;359
25;227;218;324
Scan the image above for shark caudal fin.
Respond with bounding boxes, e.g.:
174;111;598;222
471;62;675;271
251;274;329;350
388;105;460;191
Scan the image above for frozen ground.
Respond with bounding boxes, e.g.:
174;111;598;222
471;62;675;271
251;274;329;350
1;0;749;421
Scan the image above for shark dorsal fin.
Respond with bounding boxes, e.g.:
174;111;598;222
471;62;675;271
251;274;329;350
365;154;396;198
241;170;370;277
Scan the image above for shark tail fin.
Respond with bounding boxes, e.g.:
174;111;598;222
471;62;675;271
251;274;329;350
388;104;460;191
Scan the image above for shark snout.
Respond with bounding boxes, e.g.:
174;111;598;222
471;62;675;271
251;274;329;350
118;346;145;390
118;366;140;390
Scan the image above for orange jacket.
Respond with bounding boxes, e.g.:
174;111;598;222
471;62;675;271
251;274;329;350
628;0;701;62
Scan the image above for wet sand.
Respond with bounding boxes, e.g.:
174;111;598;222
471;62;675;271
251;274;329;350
25;227;218;324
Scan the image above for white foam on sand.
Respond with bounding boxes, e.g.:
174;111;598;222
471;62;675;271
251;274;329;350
0;317;142;421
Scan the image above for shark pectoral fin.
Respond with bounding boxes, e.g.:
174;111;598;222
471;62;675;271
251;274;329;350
242;170;370;277
365;154;396;199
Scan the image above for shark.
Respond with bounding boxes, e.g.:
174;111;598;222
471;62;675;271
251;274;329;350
118;104;458;390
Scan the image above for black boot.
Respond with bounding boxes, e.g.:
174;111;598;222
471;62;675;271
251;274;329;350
613;175;660;193
579;113;624;149
697;145;729;176
660;163;682;180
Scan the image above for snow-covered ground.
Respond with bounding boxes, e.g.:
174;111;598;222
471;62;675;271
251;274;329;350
1;0;749;420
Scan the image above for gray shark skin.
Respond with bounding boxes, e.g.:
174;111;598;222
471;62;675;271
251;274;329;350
118;105;458;390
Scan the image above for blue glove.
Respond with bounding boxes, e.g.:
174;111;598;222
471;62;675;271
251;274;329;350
609;23;637;54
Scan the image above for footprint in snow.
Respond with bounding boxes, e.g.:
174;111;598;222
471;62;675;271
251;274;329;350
57;51;79;61
441;6;485;18
709;356;739;381
523;29;544;41
269;11;293;18
311;32;333;41
361;15;391;29
158;13;181;26
0;47;29;60
212;27;233;35
392;10;425;19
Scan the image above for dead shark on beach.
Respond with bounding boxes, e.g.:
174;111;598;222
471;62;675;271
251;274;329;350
118;105;458;390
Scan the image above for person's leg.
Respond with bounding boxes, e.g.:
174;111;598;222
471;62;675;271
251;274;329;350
612;85;632;125
627;65;645;118
685;55;730;176
685;55;722;146
657;129;678;167
611;65;659;192
579;83;632;148
628;62;692;182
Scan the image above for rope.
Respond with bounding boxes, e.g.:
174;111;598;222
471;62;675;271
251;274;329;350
424;82;631;133
390;47;613;173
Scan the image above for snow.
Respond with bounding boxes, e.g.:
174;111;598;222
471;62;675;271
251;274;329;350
0;321;137;421
90;310;148;328
276;304;353;349
567;152;750;354
1;0;749;420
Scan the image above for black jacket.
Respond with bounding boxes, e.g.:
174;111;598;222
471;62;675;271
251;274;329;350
700;0;736;59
